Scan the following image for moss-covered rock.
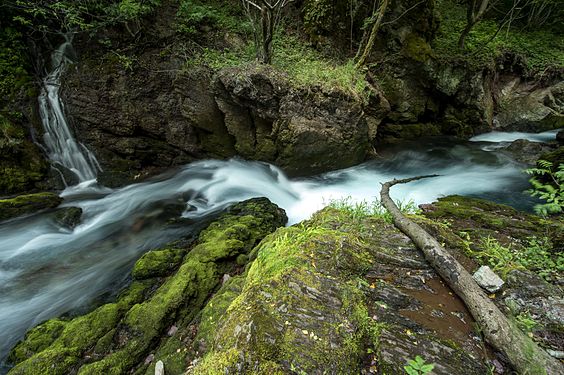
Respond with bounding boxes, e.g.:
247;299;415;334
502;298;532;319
0;192;62;222
7;198;287;375
190;207;489;374
131;247;185;280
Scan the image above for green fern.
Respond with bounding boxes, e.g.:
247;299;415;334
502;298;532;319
524;160;564;216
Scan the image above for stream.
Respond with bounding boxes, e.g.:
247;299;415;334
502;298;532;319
0;129;559;369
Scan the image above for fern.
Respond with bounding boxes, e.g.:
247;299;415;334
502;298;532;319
525;160;564;216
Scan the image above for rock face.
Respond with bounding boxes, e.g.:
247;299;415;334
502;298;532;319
214;66;378;175
62;52;383;181
495;77;564;131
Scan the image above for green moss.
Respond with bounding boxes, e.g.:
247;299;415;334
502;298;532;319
131;247;185;280
403;33;434;62
192;210;381;373
0;192;62;221
9;198;286;374
8;320;66;364
8;347;81;375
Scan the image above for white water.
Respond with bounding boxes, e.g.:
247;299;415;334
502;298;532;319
39;36;99;183
1;132;557;366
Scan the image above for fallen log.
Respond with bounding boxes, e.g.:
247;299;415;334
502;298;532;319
380;176;564;375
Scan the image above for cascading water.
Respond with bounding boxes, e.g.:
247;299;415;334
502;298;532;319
38;35;100;183
0;129;559;372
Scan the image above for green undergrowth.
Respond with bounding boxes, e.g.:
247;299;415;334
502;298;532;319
433;0;564;71
467;235;563;282
185;32;369;100
326;196;419;225
272;34;369;101
175;0;250;35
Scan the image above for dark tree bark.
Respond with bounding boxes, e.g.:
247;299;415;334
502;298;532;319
459;0;492;49
380;176;564;375
242;0;293;64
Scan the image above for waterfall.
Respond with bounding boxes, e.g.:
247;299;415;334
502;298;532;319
38;35;100;183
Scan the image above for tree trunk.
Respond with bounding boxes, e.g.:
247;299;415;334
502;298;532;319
355;0;389;69
458;22;474;49
380;176;564;375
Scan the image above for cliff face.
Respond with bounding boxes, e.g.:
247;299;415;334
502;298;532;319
61;46;387;183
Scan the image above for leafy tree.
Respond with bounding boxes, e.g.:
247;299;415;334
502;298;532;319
241;0;294;64
525;160;564;216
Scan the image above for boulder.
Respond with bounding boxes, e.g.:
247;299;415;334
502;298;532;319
495;77;564;132
472;266;504;293
0;193;62;222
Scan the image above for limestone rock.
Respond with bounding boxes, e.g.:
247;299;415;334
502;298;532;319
473;266;505;293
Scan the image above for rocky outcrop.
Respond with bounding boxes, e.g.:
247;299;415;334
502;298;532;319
62;50;385;182
495;77;564;131
7;198;287;375
7;194;564;374
0;192;62;222
214;66;381;175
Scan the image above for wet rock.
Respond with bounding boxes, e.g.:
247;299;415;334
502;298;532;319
0;192;62;222
7;198;287;375
54;206;82;229
503;139;557;165
473;266;504;293
190;208;490;374
495;77;564;132
557;130;564;145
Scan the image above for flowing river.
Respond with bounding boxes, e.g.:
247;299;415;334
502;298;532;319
0;129;560;369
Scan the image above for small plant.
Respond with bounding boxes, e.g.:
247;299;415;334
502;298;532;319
468;235;562;281
515;311;539;333
404;355;435;375
326;196;419;224
525;160;564;216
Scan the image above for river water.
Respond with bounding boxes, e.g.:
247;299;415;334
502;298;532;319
0;129;560;369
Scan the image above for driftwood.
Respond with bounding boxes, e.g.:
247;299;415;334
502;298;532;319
380;176;564;375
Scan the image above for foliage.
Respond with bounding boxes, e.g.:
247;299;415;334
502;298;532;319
273;34;369;100
433;0;564;71
185;32;369;100
525;160;564;216
515;311;539;333
7;0;161;34
469;235;563;281
327;196;419;224
175;0;248;35
0;26;31;112
404;355;435;375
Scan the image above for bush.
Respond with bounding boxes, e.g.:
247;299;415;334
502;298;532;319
525;160;564;216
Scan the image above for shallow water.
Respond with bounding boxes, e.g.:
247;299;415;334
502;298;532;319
0;130;558;369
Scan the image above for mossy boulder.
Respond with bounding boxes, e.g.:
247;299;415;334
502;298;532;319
7;198;287;375
0;192;62;222
191;207;490;374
